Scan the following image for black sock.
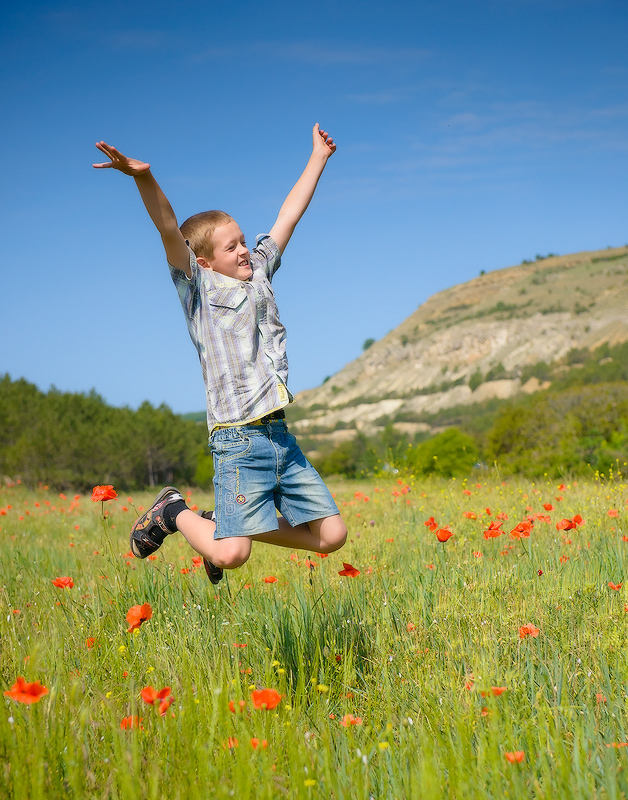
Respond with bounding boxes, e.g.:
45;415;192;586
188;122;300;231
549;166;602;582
163;499;188;532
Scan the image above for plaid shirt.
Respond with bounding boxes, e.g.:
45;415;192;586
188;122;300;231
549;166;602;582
170;235;293;432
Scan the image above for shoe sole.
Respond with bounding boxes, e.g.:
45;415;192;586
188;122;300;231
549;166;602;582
130;486;180;558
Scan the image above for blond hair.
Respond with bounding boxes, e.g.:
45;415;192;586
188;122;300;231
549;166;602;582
180;210;234;259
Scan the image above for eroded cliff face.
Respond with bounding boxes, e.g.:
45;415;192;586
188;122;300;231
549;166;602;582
291;246;628;441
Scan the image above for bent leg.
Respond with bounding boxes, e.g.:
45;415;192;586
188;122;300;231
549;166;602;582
253;513;347;553
175;509;252;569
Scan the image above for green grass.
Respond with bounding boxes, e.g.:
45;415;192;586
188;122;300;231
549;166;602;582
2;475;628;798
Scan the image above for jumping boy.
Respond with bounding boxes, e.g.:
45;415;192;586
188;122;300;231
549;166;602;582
93;125;347;583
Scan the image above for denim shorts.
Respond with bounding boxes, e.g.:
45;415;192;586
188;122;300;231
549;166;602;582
210;421;339;539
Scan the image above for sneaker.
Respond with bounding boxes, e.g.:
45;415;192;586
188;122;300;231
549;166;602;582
199;510;223;584
130;486;185;559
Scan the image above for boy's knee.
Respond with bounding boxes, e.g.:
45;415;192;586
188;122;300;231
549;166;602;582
316;515;347;553
213;538;251;569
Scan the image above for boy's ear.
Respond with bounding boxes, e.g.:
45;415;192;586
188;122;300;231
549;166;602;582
196;256;212;270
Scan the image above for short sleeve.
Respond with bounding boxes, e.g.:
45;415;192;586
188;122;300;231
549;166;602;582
251;234;281;281
169;249;202;319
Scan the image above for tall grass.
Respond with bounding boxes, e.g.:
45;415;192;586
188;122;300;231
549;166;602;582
1;474;628;798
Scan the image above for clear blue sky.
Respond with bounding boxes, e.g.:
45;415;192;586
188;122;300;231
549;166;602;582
2;0;626;415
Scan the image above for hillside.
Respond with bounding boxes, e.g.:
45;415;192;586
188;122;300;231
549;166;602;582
289;246;628;450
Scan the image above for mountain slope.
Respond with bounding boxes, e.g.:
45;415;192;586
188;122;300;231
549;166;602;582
290;245;628;444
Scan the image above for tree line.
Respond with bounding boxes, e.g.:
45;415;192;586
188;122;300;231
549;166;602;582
0;375;212;491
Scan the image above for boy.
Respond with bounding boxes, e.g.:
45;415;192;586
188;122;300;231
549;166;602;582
93;125;347;583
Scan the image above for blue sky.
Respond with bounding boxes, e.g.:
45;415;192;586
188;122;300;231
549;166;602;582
1;0;627;415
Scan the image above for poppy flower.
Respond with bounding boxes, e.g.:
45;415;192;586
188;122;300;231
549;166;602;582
463;511;477;520
608;582;623;591
510;521;533;539
223;737;239;749
556;515;584;531
504;751;525;763
85;637;96;649
229;699;247;713
251;738;268;749
519;623;540;639
158;695;174;716
4;677;49;704
91;485;118;502
264;576;278;584
141;685;171;705
340;714;363;726
483;521;504;539
608;509;619;518
596;693;607;704
52;576;74;589
424;517;438;531
120;716;143;729
543;503;553;511
436;527;453;542
126;602;153;632
338;562;360;577
250;688;282;710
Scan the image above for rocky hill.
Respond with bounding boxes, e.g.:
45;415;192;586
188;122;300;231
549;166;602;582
290;245;628;450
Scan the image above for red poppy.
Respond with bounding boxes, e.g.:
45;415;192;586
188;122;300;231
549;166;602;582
264;576;278;584
340;713;363;726
91;485;118;502
223;737;239;749
251;738;268;749
250;688;282;710
158;695;174;716
338;562;360;577
596;692;607;704
543;503;553;511
491;686;507;696
510;521;533;539
52;576;74;589
436;527;453;542
556;515;584;531
608;509;619;518
229;699;247;713
4;677;49;704
519;623;540;639
608;582;623;591
141;685;171;705
85;637;96;649
607;743;628;748
483;521;504;539
505;751;525;763
316;553;329;558
463;511;477;520
126;602;153;632
120;716;143;729
424;516;438;531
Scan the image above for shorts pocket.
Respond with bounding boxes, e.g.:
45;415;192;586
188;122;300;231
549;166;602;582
211;433;252;461
207;287;250;332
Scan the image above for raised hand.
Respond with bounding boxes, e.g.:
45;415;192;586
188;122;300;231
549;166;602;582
93;141;151;176
313;123;336;158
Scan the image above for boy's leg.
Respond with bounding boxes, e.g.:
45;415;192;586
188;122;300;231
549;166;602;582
174;510;346;565
252;514;347;553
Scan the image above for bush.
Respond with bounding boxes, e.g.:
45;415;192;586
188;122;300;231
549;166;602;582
402;428;478;478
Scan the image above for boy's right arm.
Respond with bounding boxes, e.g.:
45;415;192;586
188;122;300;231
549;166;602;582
93;142;191;277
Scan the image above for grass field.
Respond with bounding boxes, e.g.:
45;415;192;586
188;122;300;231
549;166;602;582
2;473;628;799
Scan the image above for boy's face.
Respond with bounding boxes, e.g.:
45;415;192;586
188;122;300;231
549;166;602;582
200;221;251;281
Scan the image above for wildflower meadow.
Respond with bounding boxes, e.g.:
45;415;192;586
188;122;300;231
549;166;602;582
2;473;628;798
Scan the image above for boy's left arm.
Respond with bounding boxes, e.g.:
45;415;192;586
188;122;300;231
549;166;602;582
269;123;336;255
